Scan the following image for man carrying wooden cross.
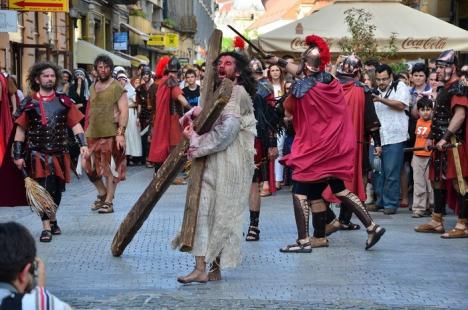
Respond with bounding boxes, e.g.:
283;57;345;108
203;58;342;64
173;51;257;283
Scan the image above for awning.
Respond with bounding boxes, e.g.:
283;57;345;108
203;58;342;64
120;22;149;41
75;40;131;67
258;0;468;55
115;52;150;67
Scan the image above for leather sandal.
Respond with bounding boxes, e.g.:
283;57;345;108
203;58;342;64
310;237;329;248
245;226;260;241
365;225;385;250
325;219;340;236
340;221;361;230
441;227;468;239
50;221;62;235
279;239;312;253
441;220;468;239
98;202;114;214
91;194;106;211
39;230;52;242
415;213;444;233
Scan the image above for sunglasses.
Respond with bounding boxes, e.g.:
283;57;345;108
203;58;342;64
117;76;128;81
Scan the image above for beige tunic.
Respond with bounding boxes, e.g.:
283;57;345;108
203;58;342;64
173;85;256;267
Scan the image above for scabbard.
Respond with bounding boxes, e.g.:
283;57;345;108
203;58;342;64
450;136;466;195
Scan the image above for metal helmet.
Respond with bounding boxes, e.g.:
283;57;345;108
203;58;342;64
141;65;152;76
436;49;457;67
297;35;331;75
436;49;458;82
337;54;362;76
249;58;264;74
167;56;181;72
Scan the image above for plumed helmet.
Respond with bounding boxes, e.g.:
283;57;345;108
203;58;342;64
249;58;264;74
167;56;181;72
297;35;331;74
155;56;171;79
337;54;362;76
436;49;457;67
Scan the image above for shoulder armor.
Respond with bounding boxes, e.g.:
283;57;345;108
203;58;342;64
291;76;316;98
257;79;273;98
13;96;34;119
448;80;467;97
57;93;74;107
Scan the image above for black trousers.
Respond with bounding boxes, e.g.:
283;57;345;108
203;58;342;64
37;176;65;221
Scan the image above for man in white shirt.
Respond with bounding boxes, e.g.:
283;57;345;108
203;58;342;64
370;64;410;214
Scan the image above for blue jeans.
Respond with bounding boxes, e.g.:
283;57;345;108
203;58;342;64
369;142;405;210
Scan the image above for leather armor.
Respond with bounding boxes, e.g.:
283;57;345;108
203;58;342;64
431;81;465;143
23;96;70;154
291;71;333;98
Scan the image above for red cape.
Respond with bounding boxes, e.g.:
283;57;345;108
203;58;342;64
0;74;13;167
148;76;182;164
323;81;366;201
282;79;355;182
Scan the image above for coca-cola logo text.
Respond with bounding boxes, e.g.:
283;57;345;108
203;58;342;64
290;37;334;51
401;37;448;50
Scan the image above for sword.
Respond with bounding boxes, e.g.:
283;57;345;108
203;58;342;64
403;143;460;152
227;25;270;59
450;137;466;195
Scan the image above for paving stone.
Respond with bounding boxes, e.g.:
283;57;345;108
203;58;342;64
1;166;467;309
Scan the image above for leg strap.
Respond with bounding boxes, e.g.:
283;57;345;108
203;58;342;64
336;191;373;228
292;194;310;240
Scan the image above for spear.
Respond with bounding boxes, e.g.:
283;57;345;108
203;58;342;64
227;25;270;59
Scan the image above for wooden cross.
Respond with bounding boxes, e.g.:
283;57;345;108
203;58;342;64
111;30;228;257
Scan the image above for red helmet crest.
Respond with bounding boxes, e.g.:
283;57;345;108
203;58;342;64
305;35;331;71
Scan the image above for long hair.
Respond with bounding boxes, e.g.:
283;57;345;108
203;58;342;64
93;54;114;70
213;51;256;99
27;61;61;92
267;64;286;96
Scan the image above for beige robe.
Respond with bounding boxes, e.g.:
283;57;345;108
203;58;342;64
173;85;256;267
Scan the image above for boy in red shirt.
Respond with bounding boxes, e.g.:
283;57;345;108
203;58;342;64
412;97;434;217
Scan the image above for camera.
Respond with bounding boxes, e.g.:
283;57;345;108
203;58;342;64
371;88;380;96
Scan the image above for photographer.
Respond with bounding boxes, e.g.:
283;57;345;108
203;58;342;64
0;222;71;309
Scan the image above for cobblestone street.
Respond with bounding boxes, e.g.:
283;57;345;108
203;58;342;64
2;166;468;309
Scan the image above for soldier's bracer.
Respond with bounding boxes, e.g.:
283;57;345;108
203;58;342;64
441;129;454;142
277;58;289;69
75;133;87;147
13;141;25;160
370;130;381;147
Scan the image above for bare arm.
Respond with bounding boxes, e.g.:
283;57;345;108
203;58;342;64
14;125;25;142
118;92;129;129
265;56;300;77
178;94;191;110
448;105;466;134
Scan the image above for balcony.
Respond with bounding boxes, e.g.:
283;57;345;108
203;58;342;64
129;15;152;45
179;15;197;34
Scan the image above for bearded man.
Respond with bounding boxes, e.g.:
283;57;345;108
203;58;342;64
83;54;128;214
267;35;385;252
173;51;257;283
12;62;87;241
415;49;468;238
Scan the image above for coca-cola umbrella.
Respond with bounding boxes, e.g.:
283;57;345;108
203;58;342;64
257;0;468;57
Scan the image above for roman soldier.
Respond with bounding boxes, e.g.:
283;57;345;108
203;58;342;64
12;61;87;242
246;58;278;241
415;49;468;238
323;55;382;234
266;35;385;252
